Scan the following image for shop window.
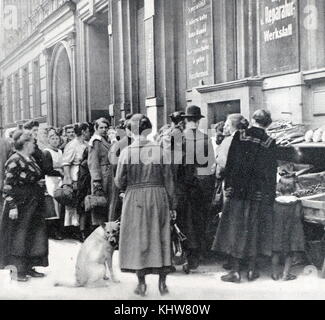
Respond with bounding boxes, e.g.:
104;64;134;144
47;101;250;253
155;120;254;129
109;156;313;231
301;0;325;70
213;0;237;83
6;76;13;123
184;0;215;88
33;57;41;118
258;0;299;75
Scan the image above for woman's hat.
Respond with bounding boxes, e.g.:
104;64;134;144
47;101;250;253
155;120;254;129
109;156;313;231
182;105;205;119
169;111;185;124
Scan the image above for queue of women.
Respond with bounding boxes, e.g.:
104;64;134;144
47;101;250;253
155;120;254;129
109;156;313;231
0;106;305;296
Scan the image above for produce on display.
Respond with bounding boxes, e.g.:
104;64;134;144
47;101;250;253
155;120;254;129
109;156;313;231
313;129;323;143
267;120;325;145
292;184;325;198
305;130;314;143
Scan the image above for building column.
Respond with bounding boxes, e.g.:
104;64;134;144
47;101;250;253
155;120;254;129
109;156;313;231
118;0;132;118
108;0;122;120
144;0;176;133
78;19;89;122
43;48;53;125
127;0;139;114
236;0;258;78
67;31;78;123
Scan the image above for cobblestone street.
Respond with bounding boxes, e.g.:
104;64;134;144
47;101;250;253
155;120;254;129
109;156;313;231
0;240;324;300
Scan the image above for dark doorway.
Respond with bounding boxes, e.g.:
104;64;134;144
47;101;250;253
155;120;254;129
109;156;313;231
208;100;241;126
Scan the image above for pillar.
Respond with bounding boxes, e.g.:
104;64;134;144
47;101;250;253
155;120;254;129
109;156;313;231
144;0;176;133
67;31;78;123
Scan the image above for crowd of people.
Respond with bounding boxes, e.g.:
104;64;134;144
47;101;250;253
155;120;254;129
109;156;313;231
0;106;306;296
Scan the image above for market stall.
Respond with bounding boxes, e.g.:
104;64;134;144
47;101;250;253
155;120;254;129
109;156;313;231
269;121;325;278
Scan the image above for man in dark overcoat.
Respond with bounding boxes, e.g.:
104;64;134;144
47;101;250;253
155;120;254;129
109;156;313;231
177;105;215;272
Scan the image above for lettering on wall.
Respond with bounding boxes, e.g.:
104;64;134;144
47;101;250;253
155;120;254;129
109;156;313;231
185;0;214;88
259;0;299;75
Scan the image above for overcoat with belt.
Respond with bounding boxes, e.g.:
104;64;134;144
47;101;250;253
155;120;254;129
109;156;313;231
88;135;113;225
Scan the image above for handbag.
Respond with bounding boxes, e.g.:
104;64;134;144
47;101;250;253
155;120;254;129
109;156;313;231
84;195;108;212
54;184;75;206
41;194;58;219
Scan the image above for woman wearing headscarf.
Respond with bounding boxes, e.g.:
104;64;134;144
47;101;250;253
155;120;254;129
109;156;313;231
0;131;48;281
88;118;112;227
115;114;176;296
214;110;276;283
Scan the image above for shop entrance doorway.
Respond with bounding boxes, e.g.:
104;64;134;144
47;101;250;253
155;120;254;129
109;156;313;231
208;100;241;126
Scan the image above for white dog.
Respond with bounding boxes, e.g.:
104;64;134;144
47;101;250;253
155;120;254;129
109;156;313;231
55;222;120;288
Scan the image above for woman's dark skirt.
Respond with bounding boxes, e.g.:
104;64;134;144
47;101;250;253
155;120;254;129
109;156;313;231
273;199;305;255
211;197;273;259
0;197;49;271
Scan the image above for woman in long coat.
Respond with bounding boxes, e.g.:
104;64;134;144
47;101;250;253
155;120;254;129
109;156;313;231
115;114;176;297
0;131;48;282
88;118;113;226
211;114;249;266
214;110;276;283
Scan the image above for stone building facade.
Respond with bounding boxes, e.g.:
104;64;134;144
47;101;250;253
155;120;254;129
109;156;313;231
0;0;325;135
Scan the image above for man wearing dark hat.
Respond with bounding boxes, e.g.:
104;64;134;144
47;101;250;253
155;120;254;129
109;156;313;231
157;111;185;153
177;105;216;272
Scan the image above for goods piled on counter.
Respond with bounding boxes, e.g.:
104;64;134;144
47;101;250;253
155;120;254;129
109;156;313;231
293;185;325;198
267;121;305;146
305;128;325;143
277;162;325;198
268;121;325;146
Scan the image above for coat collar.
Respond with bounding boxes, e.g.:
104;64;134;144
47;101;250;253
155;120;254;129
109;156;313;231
16;151;42;174
89;134;111;150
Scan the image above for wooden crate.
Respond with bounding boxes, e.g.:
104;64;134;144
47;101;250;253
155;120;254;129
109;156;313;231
301;193;325;225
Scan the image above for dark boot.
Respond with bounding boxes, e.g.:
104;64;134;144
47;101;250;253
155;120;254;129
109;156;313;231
134;275;147;296
158;274;169;296
221;271;241;283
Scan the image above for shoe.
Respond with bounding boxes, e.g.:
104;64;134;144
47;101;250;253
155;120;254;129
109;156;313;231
80;231;88;242
134;283;147;297
17;273;29;282
221;271;241;283
159;282;169;296
282;273;297;281
182;263;190;274
271;273;281;281
247;270;260;282
52;231;64;241
27;269;45;278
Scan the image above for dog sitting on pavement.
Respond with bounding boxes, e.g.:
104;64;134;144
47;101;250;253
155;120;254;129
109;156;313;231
54;221;120;288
